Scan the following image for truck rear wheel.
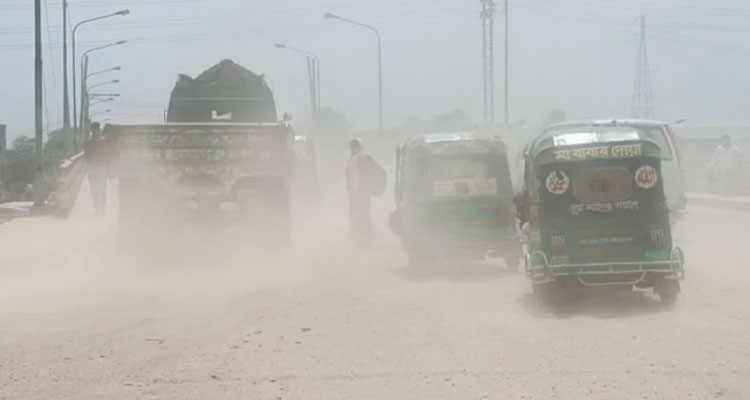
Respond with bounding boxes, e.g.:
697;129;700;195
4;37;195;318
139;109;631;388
406;243;437;268
236;178;291;247
118;178;171;252
118;178;146;248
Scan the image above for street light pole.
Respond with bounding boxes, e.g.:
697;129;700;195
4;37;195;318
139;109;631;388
87;65;121;79
71;9;129;135
33;0;45;206
76;40;126;148
88;79;120;91
62;0;70;130
503;0;509;125
275;43;321;117
90;109;111;116
85;80;119;125
324;12;382;135
89;97;114;105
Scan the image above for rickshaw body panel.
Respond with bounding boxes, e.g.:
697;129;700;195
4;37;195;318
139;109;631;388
394;132;521;262
522;132;684;288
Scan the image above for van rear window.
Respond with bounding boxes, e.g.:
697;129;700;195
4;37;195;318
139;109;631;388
552;130;640;146
634;126;674;161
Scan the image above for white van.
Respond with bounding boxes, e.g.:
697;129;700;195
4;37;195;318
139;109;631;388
544;119;687;211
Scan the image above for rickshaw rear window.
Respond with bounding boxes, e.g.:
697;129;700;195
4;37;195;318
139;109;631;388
430;157;498;197
431;157;489;180
552;130;640;146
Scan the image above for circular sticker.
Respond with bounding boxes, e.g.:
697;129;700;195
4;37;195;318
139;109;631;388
635;165;658;189
545;171;570;195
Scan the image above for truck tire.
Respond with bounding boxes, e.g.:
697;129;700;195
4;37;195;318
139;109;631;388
118;178;166;252
407;243;437;268
118;178;143;248
236;178;291;247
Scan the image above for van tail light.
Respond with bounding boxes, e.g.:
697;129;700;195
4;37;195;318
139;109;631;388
665;125;683;169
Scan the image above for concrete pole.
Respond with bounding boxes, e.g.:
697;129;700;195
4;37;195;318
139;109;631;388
33;0;45;206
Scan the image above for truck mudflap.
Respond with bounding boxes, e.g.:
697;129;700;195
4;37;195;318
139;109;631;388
525;247;685;286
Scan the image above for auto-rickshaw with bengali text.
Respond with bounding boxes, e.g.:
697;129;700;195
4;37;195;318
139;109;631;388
519;127;685;304
391;132;521;269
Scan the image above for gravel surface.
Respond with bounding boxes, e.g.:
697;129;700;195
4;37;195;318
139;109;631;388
1;183;749;399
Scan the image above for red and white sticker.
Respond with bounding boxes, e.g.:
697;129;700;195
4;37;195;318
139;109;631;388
635;165;658;189
545;171;570;194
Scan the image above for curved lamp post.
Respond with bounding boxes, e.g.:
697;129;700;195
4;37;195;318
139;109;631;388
324;12;382;134
275;43;321;117
71;9;129;132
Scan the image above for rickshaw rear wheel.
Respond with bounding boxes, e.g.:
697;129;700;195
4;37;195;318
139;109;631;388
532;282;564;304
504;256;521;273
408;249;437;268
655;280;680;305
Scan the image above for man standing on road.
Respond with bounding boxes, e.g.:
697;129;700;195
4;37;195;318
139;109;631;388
346;139;384;245
710;134;741;195
84;123;108;215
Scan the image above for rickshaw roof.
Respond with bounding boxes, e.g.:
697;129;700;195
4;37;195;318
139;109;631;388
401;131;507;154
529;127;662;163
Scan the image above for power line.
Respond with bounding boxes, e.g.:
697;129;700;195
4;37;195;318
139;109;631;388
0;0;204;11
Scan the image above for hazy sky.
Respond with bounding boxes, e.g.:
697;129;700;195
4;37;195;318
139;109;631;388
2;0;750;138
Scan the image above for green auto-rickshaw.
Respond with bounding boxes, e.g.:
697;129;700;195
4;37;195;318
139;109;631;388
391;132;521;269
519;127;685;304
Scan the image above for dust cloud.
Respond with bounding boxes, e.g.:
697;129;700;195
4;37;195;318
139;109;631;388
3;1;750;397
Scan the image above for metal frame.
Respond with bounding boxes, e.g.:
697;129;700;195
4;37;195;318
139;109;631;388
526;247;685;287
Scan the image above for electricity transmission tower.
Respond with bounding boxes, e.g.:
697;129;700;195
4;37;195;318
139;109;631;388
631;14;655;119
480;0;496;123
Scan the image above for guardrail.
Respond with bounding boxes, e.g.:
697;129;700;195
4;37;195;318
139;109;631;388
680;136;750;193
47;152;87;218
687;193;750;212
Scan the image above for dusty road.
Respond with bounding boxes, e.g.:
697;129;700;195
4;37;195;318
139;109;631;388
1;183;750;399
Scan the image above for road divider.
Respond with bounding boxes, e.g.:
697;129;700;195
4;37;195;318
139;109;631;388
48;152;87;218
687;192;750;212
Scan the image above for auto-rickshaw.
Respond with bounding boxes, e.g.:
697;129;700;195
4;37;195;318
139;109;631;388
519;127;685;304
391;132;521;269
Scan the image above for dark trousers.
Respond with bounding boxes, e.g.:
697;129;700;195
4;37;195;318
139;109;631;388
349;193;372;244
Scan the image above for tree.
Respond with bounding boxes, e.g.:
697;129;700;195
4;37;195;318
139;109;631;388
4;136;35;194
1;130;69;198
388;109;476;141
431;109;473;131
317;107;353;154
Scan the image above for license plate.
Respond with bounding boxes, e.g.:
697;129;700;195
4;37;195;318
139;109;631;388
166;149;215;161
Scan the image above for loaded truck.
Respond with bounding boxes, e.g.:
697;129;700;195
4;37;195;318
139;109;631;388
105;60;295;245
